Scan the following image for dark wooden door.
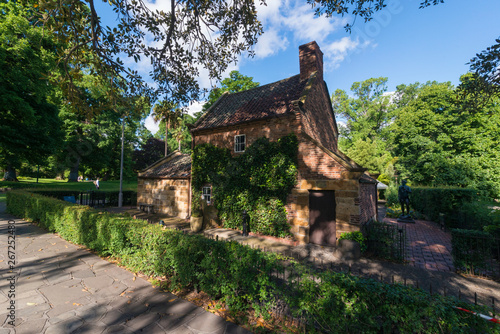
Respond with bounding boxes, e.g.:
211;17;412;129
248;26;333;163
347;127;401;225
309;190;336;246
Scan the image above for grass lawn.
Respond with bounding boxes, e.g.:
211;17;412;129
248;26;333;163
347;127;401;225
0;178;137;192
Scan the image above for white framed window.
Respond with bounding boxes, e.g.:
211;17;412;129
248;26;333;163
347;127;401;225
234;134;246;153
202;186;212;204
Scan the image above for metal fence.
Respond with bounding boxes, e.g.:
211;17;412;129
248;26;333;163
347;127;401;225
34;190;137;208
451;230;500;279
363;220;407;262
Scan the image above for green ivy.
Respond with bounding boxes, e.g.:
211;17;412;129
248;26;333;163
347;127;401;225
192;134;298;238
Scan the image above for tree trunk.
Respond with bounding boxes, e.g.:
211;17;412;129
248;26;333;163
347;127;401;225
67;157;80;182
165;119;169;157
178;139;181;151
3;165;18;181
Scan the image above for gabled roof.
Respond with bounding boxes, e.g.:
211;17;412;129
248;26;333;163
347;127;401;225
191;74;309;132
138;151;191;179
359;173;378;184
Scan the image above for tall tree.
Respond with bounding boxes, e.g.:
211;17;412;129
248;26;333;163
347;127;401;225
469;37;500;88
171;117;186;151
331;77;393;174
151;101;181;156
53;73;149;181
0;2;63;180
389;79;500;198
132;137;164;172
201;71;260;114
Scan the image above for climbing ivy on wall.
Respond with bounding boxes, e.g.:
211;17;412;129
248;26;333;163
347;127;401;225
192;134;298;237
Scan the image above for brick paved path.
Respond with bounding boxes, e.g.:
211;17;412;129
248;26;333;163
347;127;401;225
382;217;455;273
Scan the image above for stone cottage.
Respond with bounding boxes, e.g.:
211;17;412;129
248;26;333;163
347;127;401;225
137;151;191;218
138;41;377;246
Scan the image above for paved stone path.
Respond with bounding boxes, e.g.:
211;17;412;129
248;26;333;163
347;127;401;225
0;205;250;334
383;217;455;272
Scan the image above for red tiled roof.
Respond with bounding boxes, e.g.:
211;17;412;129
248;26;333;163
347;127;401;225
192;74;308;132
139;152;191;178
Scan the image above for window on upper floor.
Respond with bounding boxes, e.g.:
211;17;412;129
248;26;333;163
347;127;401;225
202;186;212;205
234;134;246;153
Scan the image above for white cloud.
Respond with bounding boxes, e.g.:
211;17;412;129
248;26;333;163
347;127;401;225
186;100;204;117
321;35;375;70
323;37;360;69
254;29;288;58
144;114;159;134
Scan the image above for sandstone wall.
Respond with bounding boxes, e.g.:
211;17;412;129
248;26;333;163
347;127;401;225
137;178;190;218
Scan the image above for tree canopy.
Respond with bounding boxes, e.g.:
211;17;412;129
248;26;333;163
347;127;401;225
389;78;500;197
332;77;393;174
201;70;260;114
21;0;448;114
0;2;63;180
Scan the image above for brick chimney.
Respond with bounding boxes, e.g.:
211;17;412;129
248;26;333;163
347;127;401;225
299;41;323;81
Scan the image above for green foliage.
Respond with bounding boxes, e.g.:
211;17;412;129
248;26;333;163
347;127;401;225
338;231;367;253
7;190;497;334
0;2;63;175
191;189;202;217
451;229;498;275
385;206;402;218
201;71;260;114
385;182;399;206
332;77;393;175
410;187;478;227
364;221;406;261
389;80;500;198
453;201;500;233
377;173;391;186
192;134;298;237
0;178;137;192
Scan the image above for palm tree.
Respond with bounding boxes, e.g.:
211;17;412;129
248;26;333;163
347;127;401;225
151;101;180;156
171;117;186;151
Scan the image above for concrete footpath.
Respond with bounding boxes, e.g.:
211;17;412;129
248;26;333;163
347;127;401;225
0;204;250;334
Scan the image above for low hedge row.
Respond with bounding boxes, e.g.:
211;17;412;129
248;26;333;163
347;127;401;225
7;190;498;333
411;187;478;227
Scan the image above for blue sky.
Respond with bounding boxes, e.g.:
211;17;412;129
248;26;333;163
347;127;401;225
95;0;500;133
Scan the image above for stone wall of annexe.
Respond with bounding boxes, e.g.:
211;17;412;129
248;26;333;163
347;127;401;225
137;178;190;218
285;136;364;244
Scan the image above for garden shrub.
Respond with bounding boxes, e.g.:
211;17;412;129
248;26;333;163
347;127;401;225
451;228;497;275
338;231;367;253
6;190;499;333
192;134;298;237
458;201;500;233
410;187;479;227
385;182;399;206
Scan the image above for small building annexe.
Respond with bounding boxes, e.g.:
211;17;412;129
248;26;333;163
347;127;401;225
138;41;377;246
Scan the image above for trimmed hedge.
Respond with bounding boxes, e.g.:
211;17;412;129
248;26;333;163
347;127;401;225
411;187;478;227
7;190;499;333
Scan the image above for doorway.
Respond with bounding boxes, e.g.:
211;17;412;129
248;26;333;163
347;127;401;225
309;190;336;246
